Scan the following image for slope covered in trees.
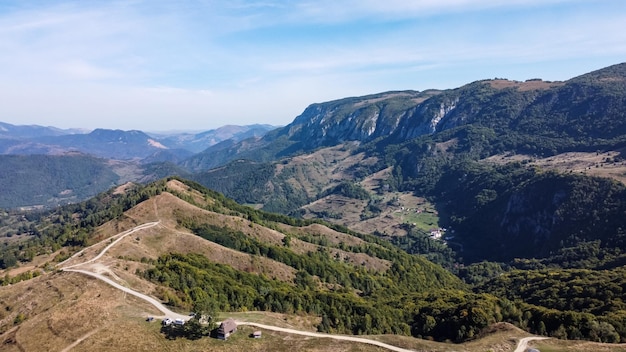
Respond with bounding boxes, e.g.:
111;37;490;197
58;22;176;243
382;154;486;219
0;154;120;208
188;63;626;270
2;177;625;343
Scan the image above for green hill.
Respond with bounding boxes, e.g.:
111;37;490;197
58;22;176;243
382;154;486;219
2;178;626;343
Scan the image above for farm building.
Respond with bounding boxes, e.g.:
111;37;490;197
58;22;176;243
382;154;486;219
217;318;237;340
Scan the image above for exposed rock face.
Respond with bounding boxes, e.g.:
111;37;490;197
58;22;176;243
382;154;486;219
280;90;480;149
186;62;626;171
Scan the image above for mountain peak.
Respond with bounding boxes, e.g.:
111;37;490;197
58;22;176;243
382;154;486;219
568;62;626;83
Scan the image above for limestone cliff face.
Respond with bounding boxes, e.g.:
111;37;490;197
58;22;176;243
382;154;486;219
280;90;468;148
186;62;626;171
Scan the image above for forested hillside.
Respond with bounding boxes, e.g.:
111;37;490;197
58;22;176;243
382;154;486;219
2;178;626;343
0;154;119;208
191;63;626;268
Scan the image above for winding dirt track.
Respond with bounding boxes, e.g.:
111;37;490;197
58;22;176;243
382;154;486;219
237;322;415;352
514;336;549;352
59;328;102;352
59;221;542;352
59;221;160;269
62;268;189;321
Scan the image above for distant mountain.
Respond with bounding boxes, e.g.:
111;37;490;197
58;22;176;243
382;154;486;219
0;121;86;139
0;123;277;161
0;122;86;156
0;123;276;208
153;124;278;153
29;129;169;160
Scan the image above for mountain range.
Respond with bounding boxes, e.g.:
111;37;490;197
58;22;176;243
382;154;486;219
2;63;626;267
0;124;277;208
2;63;626;349
0;123;276;160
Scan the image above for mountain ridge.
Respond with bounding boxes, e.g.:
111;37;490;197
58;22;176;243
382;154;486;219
183;63;626;171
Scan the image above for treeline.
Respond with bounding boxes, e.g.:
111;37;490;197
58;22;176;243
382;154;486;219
319;181;371;200
476;267;626;341
141;253;477;339
182;220;462;295
0;269;42;286
141;252;625;343
168;177;388;244
142;253;411;335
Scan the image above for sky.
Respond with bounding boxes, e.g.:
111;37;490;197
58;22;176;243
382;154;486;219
0;0;625;132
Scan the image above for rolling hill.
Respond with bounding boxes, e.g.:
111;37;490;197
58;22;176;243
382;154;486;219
1;178;625;350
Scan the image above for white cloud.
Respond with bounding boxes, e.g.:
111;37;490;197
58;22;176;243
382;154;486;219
0;0;624;130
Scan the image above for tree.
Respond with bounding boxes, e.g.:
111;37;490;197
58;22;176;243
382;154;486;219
182;316;206;340
190;287;218;331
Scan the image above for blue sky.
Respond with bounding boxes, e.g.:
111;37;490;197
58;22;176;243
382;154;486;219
0;0;625;131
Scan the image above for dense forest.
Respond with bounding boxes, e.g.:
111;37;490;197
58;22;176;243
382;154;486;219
140;250;626;343
0;154;119;208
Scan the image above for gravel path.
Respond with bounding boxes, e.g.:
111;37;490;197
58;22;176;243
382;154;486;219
514;336;549;352
237;322;416;352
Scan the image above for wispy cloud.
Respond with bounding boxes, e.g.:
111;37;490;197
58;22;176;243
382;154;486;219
0;0;624;130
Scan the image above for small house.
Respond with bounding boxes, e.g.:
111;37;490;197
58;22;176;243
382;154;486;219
217;318;237;340
252;331;262;338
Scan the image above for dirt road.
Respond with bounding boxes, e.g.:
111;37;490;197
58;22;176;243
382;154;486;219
237;322;415;352
59;221;160;269
514;336;549;352
63;268;189;321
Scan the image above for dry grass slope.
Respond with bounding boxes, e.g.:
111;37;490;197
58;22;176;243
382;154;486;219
484;149;626;185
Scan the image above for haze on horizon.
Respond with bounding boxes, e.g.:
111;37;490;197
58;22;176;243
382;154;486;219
0;0;624;131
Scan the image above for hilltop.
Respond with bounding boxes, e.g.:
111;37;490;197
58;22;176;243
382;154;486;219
1;179;462;349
